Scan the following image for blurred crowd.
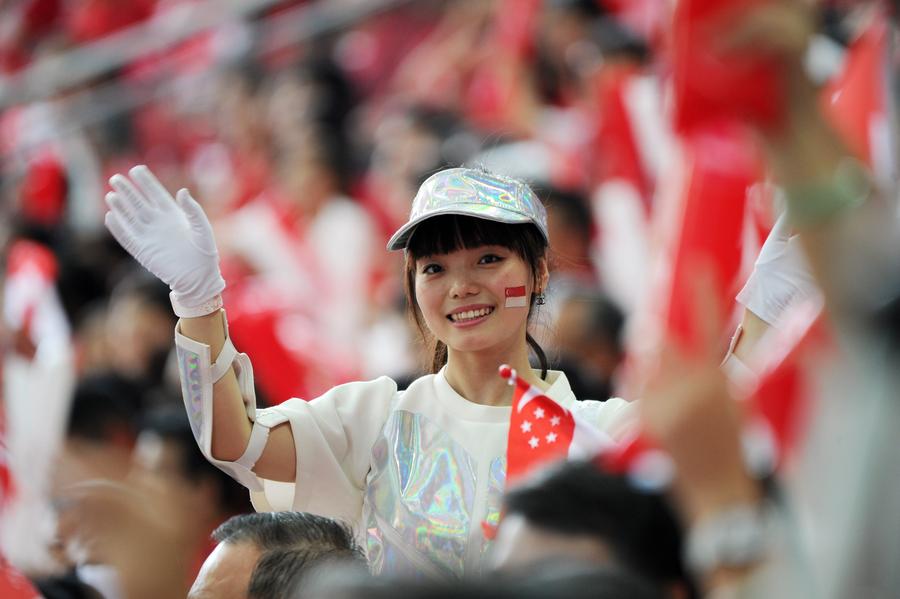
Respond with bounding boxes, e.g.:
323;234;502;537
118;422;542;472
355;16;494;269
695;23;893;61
1;0;898;598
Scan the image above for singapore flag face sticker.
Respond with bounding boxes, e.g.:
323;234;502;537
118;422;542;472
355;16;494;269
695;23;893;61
505;286;528;308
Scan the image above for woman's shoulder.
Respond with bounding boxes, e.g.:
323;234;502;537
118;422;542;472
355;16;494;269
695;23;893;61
272;375;402;410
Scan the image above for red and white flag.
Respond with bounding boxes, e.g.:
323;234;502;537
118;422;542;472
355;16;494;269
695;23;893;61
504;286;528;309
500;365;616;485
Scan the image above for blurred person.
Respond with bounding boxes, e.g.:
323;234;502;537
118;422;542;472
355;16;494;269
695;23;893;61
36;373;145;599
104;274;177;396
553;292;625;401
102;165;635;579
188;511;364;599
265;53;356;161
362;106;478;242
219;124;378;350
543;187;597;290
135;405;253;579
191;57;271;214
490;460;695;599
213;124;381;400
47;464;210;599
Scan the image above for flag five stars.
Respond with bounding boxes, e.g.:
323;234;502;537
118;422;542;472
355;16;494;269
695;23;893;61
500;365;577;484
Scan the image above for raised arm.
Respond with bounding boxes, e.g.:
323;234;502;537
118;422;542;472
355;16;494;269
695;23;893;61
104;166;295;483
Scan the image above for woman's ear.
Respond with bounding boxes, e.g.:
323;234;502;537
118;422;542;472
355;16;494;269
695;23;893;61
536;256;550;293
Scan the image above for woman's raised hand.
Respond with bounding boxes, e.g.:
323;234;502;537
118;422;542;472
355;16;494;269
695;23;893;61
104;165;225;317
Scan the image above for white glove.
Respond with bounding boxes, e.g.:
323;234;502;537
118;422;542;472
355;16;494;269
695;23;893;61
736;212;821;327
104;165;225;317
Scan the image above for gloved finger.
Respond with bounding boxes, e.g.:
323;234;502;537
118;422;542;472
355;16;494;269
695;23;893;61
105;190;143;228
104;210;138;254
175;188;213;238
109;174;153;219
130;165;175;210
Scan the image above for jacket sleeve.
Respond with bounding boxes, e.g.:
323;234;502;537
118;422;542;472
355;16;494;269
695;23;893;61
248;376;398;526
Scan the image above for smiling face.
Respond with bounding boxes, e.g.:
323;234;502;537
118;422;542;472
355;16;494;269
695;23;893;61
405;215;548;367
414;244;541;355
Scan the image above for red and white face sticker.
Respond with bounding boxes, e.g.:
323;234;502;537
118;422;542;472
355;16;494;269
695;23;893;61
505;286;527;308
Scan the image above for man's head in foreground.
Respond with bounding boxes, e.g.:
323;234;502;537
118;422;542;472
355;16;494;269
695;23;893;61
188;511;364;599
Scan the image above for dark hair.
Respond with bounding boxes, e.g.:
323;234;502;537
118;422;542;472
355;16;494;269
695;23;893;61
564;291;625;353
502;460;696;596
541;186;593;245
140;405;252;515
67;372;144;443
213;511;359;554
214;512;363;599
403;214;549;378
247;546;363;599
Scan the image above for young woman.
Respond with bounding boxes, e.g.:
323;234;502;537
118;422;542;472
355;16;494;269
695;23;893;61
103;165;634;579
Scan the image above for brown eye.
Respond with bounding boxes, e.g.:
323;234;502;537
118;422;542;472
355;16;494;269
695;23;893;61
422;263;442;274
478;254;502;265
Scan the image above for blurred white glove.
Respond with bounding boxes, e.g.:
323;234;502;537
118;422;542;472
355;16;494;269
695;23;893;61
104;165;225;317
736;212;821;327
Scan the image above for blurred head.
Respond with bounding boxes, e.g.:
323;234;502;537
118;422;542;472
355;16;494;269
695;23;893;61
62;372;145;479
135;405;252;519
276;124;351;212
105;274;175;386
491;460;695;598
53;373;145;565
188;512;363;599
543;187;593;273
554;292;625;398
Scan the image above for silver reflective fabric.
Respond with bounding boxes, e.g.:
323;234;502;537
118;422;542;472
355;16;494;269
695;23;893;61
365;410;492;579
386;168;549;251
175;342;205;445
480;456;506;564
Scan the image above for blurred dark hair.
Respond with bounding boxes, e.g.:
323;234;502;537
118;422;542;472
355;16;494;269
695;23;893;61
66;372;145;443
222;55;267;96
140;405;252;515
566;291;625;353
502;460;696;597
541;186;593;244
403;214;549;378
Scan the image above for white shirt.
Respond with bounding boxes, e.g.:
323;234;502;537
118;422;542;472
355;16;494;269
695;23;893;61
248;368;634;579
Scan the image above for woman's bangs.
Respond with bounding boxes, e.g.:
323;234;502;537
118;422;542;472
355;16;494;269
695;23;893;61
406;215;525;258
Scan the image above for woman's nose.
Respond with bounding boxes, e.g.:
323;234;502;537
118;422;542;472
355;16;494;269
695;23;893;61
449;273;479;298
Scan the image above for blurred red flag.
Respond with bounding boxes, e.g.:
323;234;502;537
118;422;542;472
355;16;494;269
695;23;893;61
0;558;39;599
665;124;761;351
821;16;888;167
671;0;784;133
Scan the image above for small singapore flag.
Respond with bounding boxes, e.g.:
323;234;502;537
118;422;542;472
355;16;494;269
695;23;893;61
500;364;616;485
504;286;528;308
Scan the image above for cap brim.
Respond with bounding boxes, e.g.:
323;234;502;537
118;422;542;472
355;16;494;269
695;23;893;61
386;206;543;251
